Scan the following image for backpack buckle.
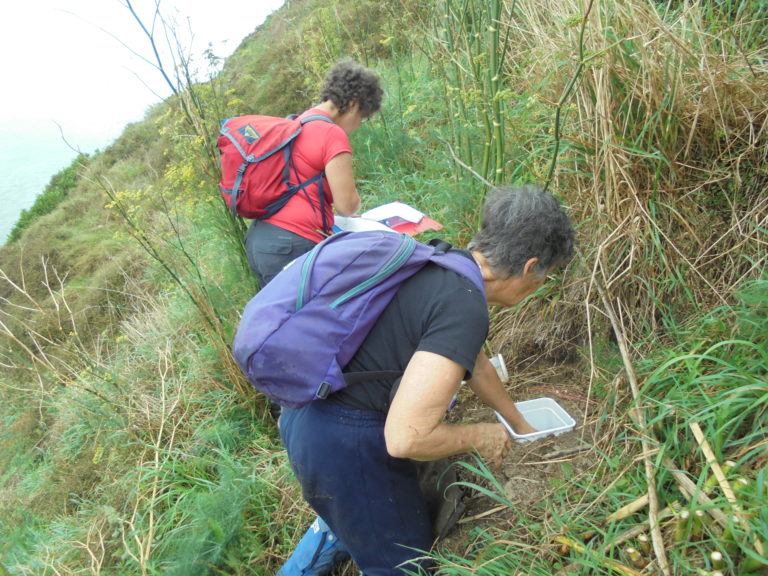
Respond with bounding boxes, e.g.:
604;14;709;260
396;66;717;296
315;381;331;400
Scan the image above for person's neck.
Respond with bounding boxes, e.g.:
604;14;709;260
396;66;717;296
471;251;502;303
470;251;489;278
313;100;340;120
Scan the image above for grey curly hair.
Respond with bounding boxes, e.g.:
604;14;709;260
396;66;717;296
319;59;383;118
468;184;575;278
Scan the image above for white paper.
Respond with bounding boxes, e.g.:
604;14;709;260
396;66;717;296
360;201;424;224
333;215;395;233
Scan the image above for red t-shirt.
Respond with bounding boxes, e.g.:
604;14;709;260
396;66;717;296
264;108;352;243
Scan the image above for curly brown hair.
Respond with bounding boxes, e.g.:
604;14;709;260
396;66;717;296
319;59;383;118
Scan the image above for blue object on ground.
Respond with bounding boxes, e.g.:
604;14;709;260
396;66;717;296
277;516;350;576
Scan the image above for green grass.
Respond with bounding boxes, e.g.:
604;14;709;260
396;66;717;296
1;0;767;573
429;278;767;574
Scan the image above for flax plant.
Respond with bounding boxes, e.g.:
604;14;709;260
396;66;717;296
102;177;252;397
121;0;251;279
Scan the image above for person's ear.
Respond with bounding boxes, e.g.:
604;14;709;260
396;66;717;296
522;257;540;277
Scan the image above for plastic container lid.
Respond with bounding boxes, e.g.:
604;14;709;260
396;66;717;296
495;397;576;443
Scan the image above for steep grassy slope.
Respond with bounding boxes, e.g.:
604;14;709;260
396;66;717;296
0;0;765;574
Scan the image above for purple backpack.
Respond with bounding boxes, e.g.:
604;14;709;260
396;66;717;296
232;230;485;409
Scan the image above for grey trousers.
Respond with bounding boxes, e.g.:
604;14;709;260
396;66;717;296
244;220;317;285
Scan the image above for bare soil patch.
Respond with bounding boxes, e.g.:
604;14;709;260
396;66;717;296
439;361;598;548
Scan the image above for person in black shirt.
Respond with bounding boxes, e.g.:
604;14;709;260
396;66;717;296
279;184;576;575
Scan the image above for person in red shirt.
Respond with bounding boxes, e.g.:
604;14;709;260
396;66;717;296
245;59;383;285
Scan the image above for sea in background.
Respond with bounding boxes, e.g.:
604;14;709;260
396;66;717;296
0;118;114;246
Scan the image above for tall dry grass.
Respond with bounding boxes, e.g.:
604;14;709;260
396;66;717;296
483;0;767;361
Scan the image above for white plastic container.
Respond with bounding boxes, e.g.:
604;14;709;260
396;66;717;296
489;353;508;383
495;397;576;443
448;354;508;411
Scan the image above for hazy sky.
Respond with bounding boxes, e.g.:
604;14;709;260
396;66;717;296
0;0;284;146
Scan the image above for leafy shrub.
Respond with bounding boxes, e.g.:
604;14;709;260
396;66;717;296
7;154;88;243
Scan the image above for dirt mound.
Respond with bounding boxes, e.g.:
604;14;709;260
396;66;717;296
442;362;596;548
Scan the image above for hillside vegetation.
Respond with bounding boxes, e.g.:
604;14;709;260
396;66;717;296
1;0;766;574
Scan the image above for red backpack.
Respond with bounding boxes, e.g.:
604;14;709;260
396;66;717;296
217;114;334;223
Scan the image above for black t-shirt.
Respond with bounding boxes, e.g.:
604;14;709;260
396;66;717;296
328;250;489;412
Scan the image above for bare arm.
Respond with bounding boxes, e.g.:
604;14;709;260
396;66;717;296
324;152;360;216
468;352;536;435
384;350;511;467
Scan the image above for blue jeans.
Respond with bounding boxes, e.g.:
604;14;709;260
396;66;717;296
279;401;435;575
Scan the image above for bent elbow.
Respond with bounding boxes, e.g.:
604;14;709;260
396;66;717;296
335;197;360;216
384;428;419;459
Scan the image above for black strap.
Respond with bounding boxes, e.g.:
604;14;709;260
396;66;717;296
342;370;403;385
316;371;402;400
428;238;452;253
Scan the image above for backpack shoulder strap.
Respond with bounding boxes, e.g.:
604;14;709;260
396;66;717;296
428;240;486;297
299;113;335;125
340;234;485;390
283;112;336;233
296;232;417;311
